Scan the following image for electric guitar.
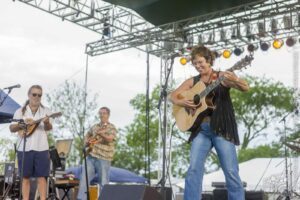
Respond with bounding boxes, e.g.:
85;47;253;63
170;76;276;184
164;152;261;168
18;112;62;137
172;55;253;132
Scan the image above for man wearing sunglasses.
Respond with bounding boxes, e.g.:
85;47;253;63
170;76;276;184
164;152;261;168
10;85;53;200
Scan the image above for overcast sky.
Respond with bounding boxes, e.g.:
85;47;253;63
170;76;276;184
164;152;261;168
0;0;299;141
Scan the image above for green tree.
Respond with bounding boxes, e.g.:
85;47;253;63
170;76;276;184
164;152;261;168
238;143;283;163
112;86;160;178
231;75;296;149
112;85;192;178
46;81;99;166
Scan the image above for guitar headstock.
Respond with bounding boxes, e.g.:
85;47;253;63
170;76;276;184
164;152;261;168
229;54;254;72
50;112;62;118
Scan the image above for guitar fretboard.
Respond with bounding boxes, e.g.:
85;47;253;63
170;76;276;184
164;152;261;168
198;55;253;98
199;76;225;98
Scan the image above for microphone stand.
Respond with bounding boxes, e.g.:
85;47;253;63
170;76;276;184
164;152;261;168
18;121;28;200
0;88;12;107
157;55;175;200
81;54;90;200
82;146;90;200
278;111;293;200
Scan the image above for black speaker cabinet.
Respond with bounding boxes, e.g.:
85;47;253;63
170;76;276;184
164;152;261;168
246;191;267;200
213;188;228;200
155;186;172;200
202;193;213;200
213;189;267;200
99;184;163;200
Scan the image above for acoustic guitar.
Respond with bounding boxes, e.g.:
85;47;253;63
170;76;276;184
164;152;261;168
18;112;62;137
172;55;253;132
85;123;108;154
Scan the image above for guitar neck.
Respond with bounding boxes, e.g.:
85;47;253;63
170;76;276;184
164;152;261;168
199;76;225;98
32;113;61;124
198;57;250;98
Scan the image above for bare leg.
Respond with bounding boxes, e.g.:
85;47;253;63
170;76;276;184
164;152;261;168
22;177;30;200
37;177;47;200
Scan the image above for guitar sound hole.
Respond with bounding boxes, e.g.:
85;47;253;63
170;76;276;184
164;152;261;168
194;95;200;105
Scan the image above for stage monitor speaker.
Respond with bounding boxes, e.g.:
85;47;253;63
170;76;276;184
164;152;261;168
246;191;267;200
213;189;267;200
213;188;228;200
99;184;163;200
155;186;172;200
175;192;213;200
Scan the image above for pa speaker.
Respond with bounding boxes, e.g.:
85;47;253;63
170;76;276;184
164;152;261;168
99;184;163;200
213;189;267;200
213;188;228;200
246;190;267;200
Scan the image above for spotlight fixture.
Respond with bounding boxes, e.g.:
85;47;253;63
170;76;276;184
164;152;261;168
257;22;266;37
220;29;226;41
222;49;231;59
207;32;215;45
286;37;296;47
233;47;244;56
260;42;270;51
231;25;241;39
214;51;221;58
283;16;292;29
273;39;284;49
198;35;203;44
271;18;278;35
179;57;191;65
247;44;258;52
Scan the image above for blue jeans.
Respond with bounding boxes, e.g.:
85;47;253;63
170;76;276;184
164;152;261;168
77;156;111;200
184;122;245;200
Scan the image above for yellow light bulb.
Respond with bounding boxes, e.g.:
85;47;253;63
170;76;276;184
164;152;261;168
222;50;231;59
273;39;284;49
180;57;188;65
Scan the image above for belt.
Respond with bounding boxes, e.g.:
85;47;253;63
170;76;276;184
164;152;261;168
202;116;211;123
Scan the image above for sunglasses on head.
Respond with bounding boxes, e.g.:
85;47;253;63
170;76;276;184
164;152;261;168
31;93;42;97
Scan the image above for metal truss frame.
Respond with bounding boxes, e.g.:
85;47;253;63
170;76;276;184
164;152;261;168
16;0;155;52
85;0;300;57
17;0;300;57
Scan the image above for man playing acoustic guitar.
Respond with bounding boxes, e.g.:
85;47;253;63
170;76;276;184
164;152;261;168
170;45;249;200
10;85;54;200
77;106;117;200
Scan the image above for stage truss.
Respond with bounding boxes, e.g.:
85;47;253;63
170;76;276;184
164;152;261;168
16;0;300;57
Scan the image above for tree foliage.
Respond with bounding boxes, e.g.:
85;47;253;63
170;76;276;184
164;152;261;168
46;81;99;166
231;75;296;149
112;85;193;178
112;86;160;177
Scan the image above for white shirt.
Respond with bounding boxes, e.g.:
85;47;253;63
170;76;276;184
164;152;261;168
12;105;53;152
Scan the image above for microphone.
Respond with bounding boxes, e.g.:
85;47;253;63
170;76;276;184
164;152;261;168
9;119;24;123
3;84;21;90
170;52;182;59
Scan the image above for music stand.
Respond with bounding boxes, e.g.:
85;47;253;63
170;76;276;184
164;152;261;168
55;139;73;171
48;147;62;200
1;163;15;199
